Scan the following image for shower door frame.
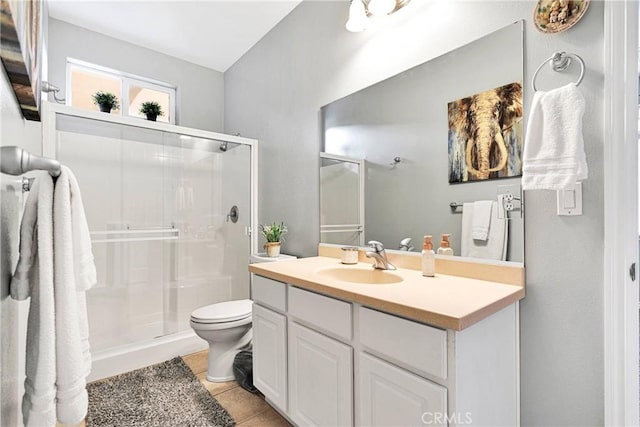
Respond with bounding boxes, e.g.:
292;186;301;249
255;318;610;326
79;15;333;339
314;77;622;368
40;102;259;379
41;102;259;256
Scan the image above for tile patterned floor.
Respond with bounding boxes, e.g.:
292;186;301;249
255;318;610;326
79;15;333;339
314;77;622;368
60;350;291;427
182;350;291;427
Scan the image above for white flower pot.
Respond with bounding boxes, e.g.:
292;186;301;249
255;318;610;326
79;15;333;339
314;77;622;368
265;242;281;257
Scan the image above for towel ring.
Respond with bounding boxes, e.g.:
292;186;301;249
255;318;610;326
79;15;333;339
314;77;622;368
531;52;585;92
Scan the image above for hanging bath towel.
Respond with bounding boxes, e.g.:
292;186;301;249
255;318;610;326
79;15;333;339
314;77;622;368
522;82;588;190
11;174;57;427
53;166;97;425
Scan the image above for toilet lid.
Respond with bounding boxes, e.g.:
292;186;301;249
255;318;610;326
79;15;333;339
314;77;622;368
191;299;253;323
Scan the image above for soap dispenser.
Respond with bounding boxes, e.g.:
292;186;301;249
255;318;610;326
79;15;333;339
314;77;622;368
422;235;435;277
437;234;454;256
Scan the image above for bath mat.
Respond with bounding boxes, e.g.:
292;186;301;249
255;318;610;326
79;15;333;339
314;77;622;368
86;357;235;427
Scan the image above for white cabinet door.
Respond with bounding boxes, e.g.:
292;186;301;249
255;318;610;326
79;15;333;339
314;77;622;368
359;353;447;427
288;321;353;427
252;304;287;411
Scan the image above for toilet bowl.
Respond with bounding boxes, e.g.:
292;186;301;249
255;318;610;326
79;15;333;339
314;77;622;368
190;299;253;382
190;253;296;382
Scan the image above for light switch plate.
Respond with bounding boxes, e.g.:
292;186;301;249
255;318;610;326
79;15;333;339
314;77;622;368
557;182;583;216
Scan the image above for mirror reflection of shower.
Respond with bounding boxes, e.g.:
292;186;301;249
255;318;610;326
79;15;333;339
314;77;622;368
319;153;365;247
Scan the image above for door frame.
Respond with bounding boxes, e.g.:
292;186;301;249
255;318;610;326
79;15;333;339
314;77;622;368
603;1;639;425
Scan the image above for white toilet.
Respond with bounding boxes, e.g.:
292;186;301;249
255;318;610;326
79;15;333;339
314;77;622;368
190;252;296;382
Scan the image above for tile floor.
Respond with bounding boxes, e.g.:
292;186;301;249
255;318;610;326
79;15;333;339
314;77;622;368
183;350;292;427
61;350;291;427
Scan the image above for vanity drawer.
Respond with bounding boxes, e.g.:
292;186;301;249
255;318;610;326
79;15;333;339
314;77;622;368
251;274;286;312
288;286;352;341
359;307;447;380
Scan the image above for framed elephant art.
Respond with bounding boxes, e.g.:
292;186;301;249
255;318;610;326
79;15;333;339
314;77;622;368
448;82;523;183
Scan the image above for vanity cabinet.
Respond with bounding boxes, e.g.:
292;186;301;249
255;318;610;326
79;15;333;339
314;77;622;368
251;274;519;427
252;304;287;411
288;321;353;426
251;276;288;412
359;352;447;427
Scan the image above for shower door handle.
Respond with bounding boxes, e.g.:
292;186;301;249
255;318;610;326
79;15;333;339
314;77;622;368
90;226;180;243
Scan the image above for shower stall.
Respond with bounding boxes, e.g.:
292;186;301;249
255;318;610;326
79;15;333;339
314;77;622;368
42;104;258;380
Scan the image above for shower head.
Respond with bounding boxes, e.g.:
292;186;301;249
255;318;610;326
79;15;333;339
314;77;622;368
219;142;228;152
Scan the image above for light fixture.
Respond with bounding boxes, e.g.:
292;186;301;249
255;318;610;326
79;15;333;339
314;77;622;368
346;0;370;32
368;0;396;16
345;0;411;33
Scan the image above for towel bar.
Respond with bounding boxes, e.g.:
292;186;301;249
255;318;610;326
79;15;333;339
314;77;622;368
0;146;61;180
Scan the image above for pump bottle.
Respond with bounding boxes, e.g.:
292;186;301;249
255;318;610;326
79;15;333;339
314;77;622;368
437;234;454;256
422;235;435;277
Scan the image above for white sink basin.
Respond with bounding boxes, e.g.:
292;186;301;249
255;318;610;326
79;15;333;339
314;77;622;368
317;267;403;284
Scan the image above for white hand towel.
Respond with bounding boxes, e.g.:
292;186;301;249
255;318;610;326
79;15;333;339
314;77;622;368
522;82;588;191
11;174;57;427
471;200;493;241
53;166;95;425
461;201;508;261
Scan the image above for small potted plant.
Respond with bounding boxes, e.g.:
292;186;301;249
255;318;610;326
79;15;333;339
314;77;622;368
260;222;287;257
139;101;164;121
91;91;119;113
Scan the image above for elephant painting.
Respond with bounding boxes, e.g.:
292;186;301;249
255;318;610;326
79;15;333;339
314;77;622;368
448;82;523;183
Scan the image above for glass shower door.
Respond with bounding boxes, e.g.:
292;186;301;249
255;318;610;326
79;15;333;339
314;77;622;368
54;115;253;353
56;118;173;351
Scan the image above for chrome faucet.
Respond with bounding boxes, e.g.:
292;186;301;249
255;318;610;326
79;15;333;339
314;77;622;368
366;240;397;270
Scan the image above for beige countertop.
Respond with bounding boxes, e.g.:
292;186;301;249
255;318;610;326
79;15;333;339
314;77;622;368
249;256;525;331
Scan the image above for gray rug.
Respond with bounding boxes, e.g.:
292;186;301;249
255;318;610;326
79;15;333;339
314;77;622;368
87;357;235;427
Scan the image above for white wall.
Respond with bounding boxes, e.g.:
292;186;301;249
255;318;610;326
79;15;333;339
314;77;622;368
47;18;225;132
0;63;41;427
224;1;605;425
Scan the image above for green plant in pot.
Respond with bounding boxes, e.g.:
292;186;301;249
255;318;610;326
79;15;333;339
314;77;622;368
139;101;164;121
91;91;120;113
260;222;287;257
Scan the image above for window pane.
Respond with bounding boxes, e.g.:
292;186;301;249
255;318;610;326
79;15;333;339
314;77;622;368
70;67;121;115
129;86;171;123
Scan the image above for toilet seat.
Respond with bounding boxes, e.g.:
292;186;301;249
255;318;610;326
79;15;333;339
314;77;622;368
190;299;253;324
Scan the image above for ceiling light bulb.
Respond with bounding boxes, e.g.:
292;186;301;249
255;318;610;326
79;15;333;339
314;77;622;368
346;0;369;32
368;0;397;16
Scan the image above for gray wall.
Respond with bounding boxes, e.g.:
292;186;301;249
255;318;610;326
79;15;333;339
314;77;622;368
48;18;225;132
224;1;604;425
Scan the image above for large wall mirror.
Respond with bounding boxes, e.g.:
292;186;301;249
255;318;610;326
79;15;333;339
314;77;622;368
320;21;524;264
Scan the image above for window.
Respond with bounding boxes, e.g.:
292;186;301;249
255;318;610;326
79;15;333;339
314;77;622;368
67;59;176;124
